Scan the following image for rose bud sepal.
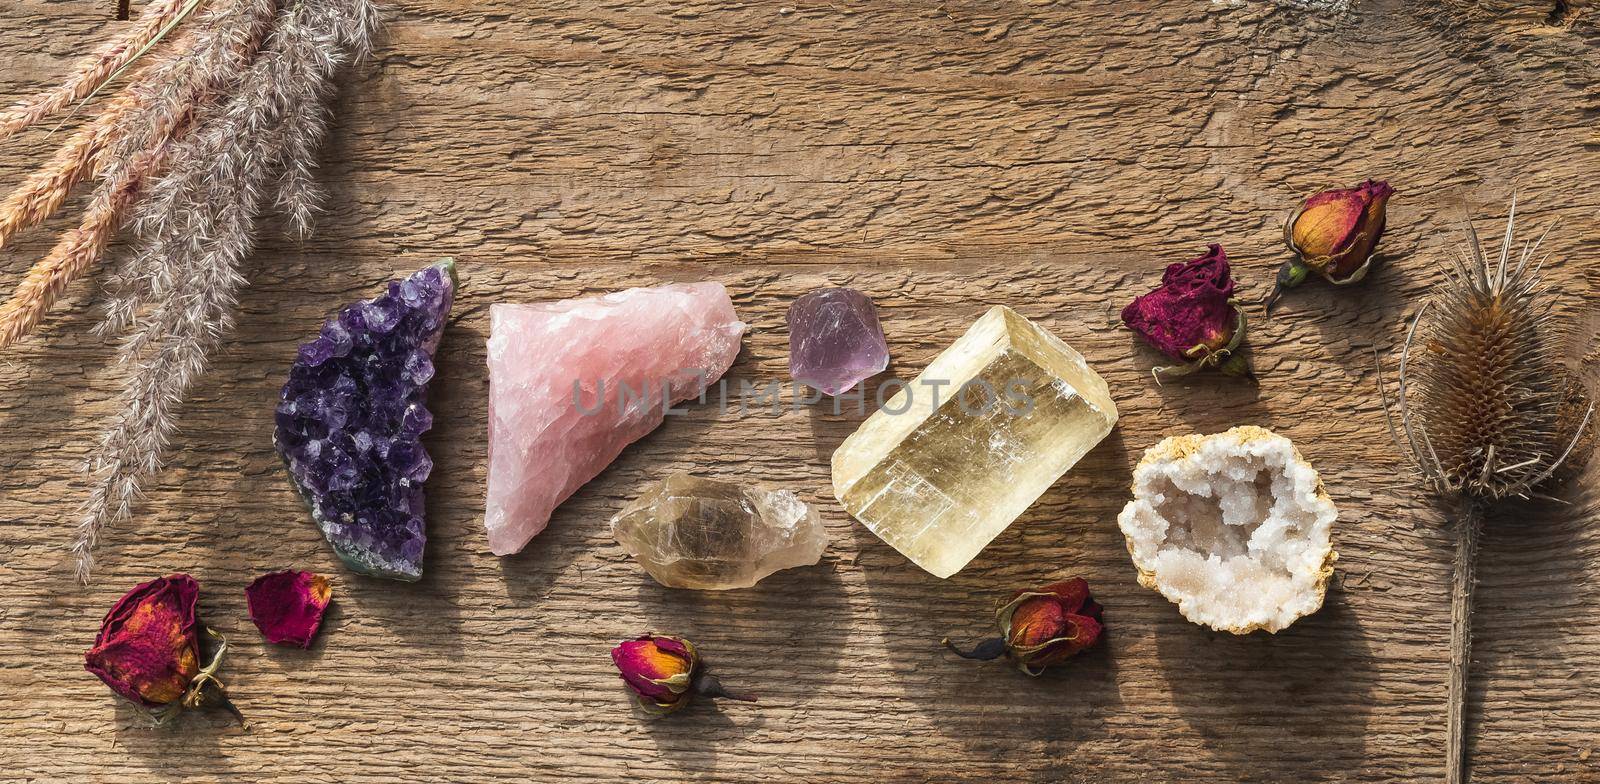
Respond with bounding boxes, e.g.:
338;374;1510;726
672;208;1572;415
176;626;246;727
1150;304;1251;382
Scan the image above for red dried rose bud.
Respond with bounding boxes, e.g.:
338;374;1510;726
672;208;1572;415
83;574;241;724
945;578;1104;676
245;570;333;648
84;574;201;707
1120;244;1249;379
1268;179;1395;313
610;634;755;715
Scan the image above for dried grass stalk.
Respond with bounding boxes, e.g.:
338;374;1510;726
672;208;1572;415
0;0;190;139
0;149;154;349
0;102;125;250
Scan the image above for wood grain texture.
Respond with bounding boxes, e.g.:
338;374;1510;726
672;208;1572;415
2;1;1599;781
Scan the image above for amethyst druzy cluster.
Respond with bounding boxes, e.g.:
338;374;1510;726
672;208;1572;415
274;261;456;581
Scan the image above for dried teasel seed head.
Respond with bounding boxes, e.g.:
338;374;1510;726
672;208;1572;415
1382;200;1598;784
1389;201;1594;501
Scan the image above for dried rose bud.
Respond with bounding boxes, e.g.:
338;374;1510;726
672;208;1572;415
1268;179;1395;313
245;570;333;648
84;574;200;707
83;574;241;725
1121;244;1249;379
610;634;755;715
944;578;1104;676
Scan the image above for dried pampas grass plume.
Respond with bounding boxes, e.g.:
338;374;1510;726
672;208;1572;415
1382;199;1594;784
0;0;282;352
0;0;377;579
73;0;380;582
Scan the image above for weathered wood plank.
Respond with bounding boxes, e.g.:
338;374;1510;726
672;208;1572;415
2;1;1598;781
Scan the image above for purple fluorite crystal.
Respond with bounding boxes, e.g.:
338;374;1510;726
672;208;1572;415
274;261;456;581
787;287;889;395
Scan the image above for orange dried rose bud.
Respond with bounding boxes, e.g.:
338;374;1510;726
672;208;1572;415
1289;179;1394;280
611;634;697;713
83;574;202;708
1266;180;1395;315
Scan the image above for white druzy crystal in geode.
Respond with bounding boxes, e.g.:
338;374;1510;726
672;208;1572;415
1116;426;1337;634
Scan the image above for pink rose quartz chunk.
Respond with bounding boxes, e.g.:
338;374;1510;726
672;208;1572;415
485;282;746;556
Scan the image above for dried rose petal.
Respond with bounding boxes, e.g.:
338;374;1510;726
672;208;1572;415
84;574;202;707
245;570;333;648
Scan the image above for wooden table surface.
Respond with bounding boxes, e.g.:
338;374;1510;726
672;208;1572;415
4;1;1600;782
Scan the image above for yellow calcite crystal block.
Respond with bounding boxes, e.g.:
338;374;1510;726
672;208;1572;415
831;306;1118;578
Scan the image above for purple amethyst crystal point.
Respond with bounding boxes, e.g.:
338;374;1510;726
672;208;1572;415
274;260;456;581
787;287;889;395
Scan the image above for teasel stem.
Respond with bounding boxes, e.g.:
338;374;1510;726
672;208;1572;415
1446;499;1484;784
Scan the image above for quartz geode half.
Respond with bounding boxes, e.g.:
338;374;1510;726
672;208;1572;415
274;261;456;581
1116;426;1337;634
